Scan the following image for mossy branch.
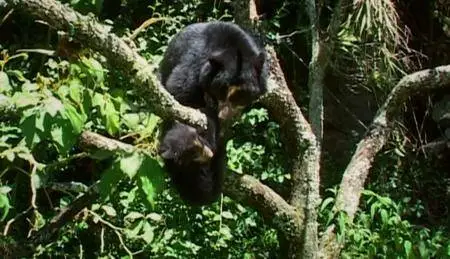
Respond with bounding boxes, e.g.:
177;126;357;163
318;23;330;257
5;0;208;129
319;64;450;258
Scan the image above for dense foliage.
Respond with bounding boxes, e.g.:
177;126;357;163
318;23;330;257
0;0;449;258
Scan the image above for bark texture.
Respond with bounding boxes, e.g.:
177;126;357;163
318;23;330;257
319;65;450;258
260;48;320;258
4;0;207;129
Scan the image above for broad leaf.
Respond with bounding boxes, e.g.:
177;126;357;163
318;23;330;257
0;71;11;93
20;114;41;148
43;96;64;117
120;152;143;179
99;161;123;200
136;156;165;207
63;103;87;134
0;193;11;221
69;79;83;104
104;100;120;135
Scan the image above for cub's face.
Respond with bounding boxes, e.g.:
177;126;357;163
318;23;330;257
159;123;214;165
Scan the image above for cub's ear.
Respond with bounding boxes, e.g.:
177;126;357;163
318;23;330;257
159;145;174;160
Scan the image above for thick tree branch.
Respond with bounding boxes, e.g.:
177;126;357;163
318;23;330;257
5;0;207;129
79;131;302;242
4;0;324;257
30;183;99;245
307;0;352;147
260;47;321;258
338;64;450;219
224;174;302;241
306;0;325;148
319;65;450;258
234;1;322;256
5;130;302;252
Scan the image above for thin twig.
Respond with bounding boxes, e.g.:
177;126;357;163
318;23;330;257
3;206;33;235
88;210;134;258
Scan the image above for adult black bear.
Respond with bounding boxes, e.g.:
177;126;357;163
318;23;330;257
159;21;268;122
159;113;225;205
158;21;267;205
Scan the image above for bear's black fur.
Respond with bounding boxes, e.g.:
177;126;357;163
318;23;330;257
159;113;225;205
159;21;268;122
158;21;268;205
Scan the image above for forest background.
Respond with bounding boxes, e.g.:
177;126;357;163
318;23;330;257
0;0;449;258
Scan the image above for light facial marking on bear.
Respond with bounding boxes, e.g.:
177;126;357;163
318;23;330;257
192;139;213;163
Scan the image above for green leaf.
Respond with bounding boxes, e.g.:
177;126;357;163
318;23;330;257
221;211;234;219
146;213;162;222
57;84;70;99
0;193;11;221
0;186;12;194
81;57;105;83
123;113;140;130
99;161;123;200
125;221;143;239
404;240;412;258
418;241;428;258
144;114;160;134
101;205;117;217
48;117;77;155
104;100;120;135
20;114;40;148
43;96;63;117
124;212;144;221
141;221;154;244
370;203;379;220
320;197;335;212
50;125;65;149
92;92;105;108
31;172;43;190
13;92;41;108
0;71;11;93
380;209;388;224
35;111;46;133
136;156;165;207
338;213;347;235
81;89;93;116
69;79;83;104
63;103;86;134
21;82;38;92
120;152;144;179
3;150;15;162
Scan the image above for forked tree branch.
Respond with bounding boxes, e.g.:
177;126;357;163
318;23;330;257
338;64;450;219
4;129;303;253
234;1;321;257
319;64;450;258
78;131;303;243
4;0;208;129
260;48;320;258
4;0;320;257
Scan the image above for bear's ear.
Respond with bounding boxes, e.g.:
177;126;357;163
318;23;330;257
199;52;224;86
160;150;173;159
209;49;228;66
159;145;175;160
